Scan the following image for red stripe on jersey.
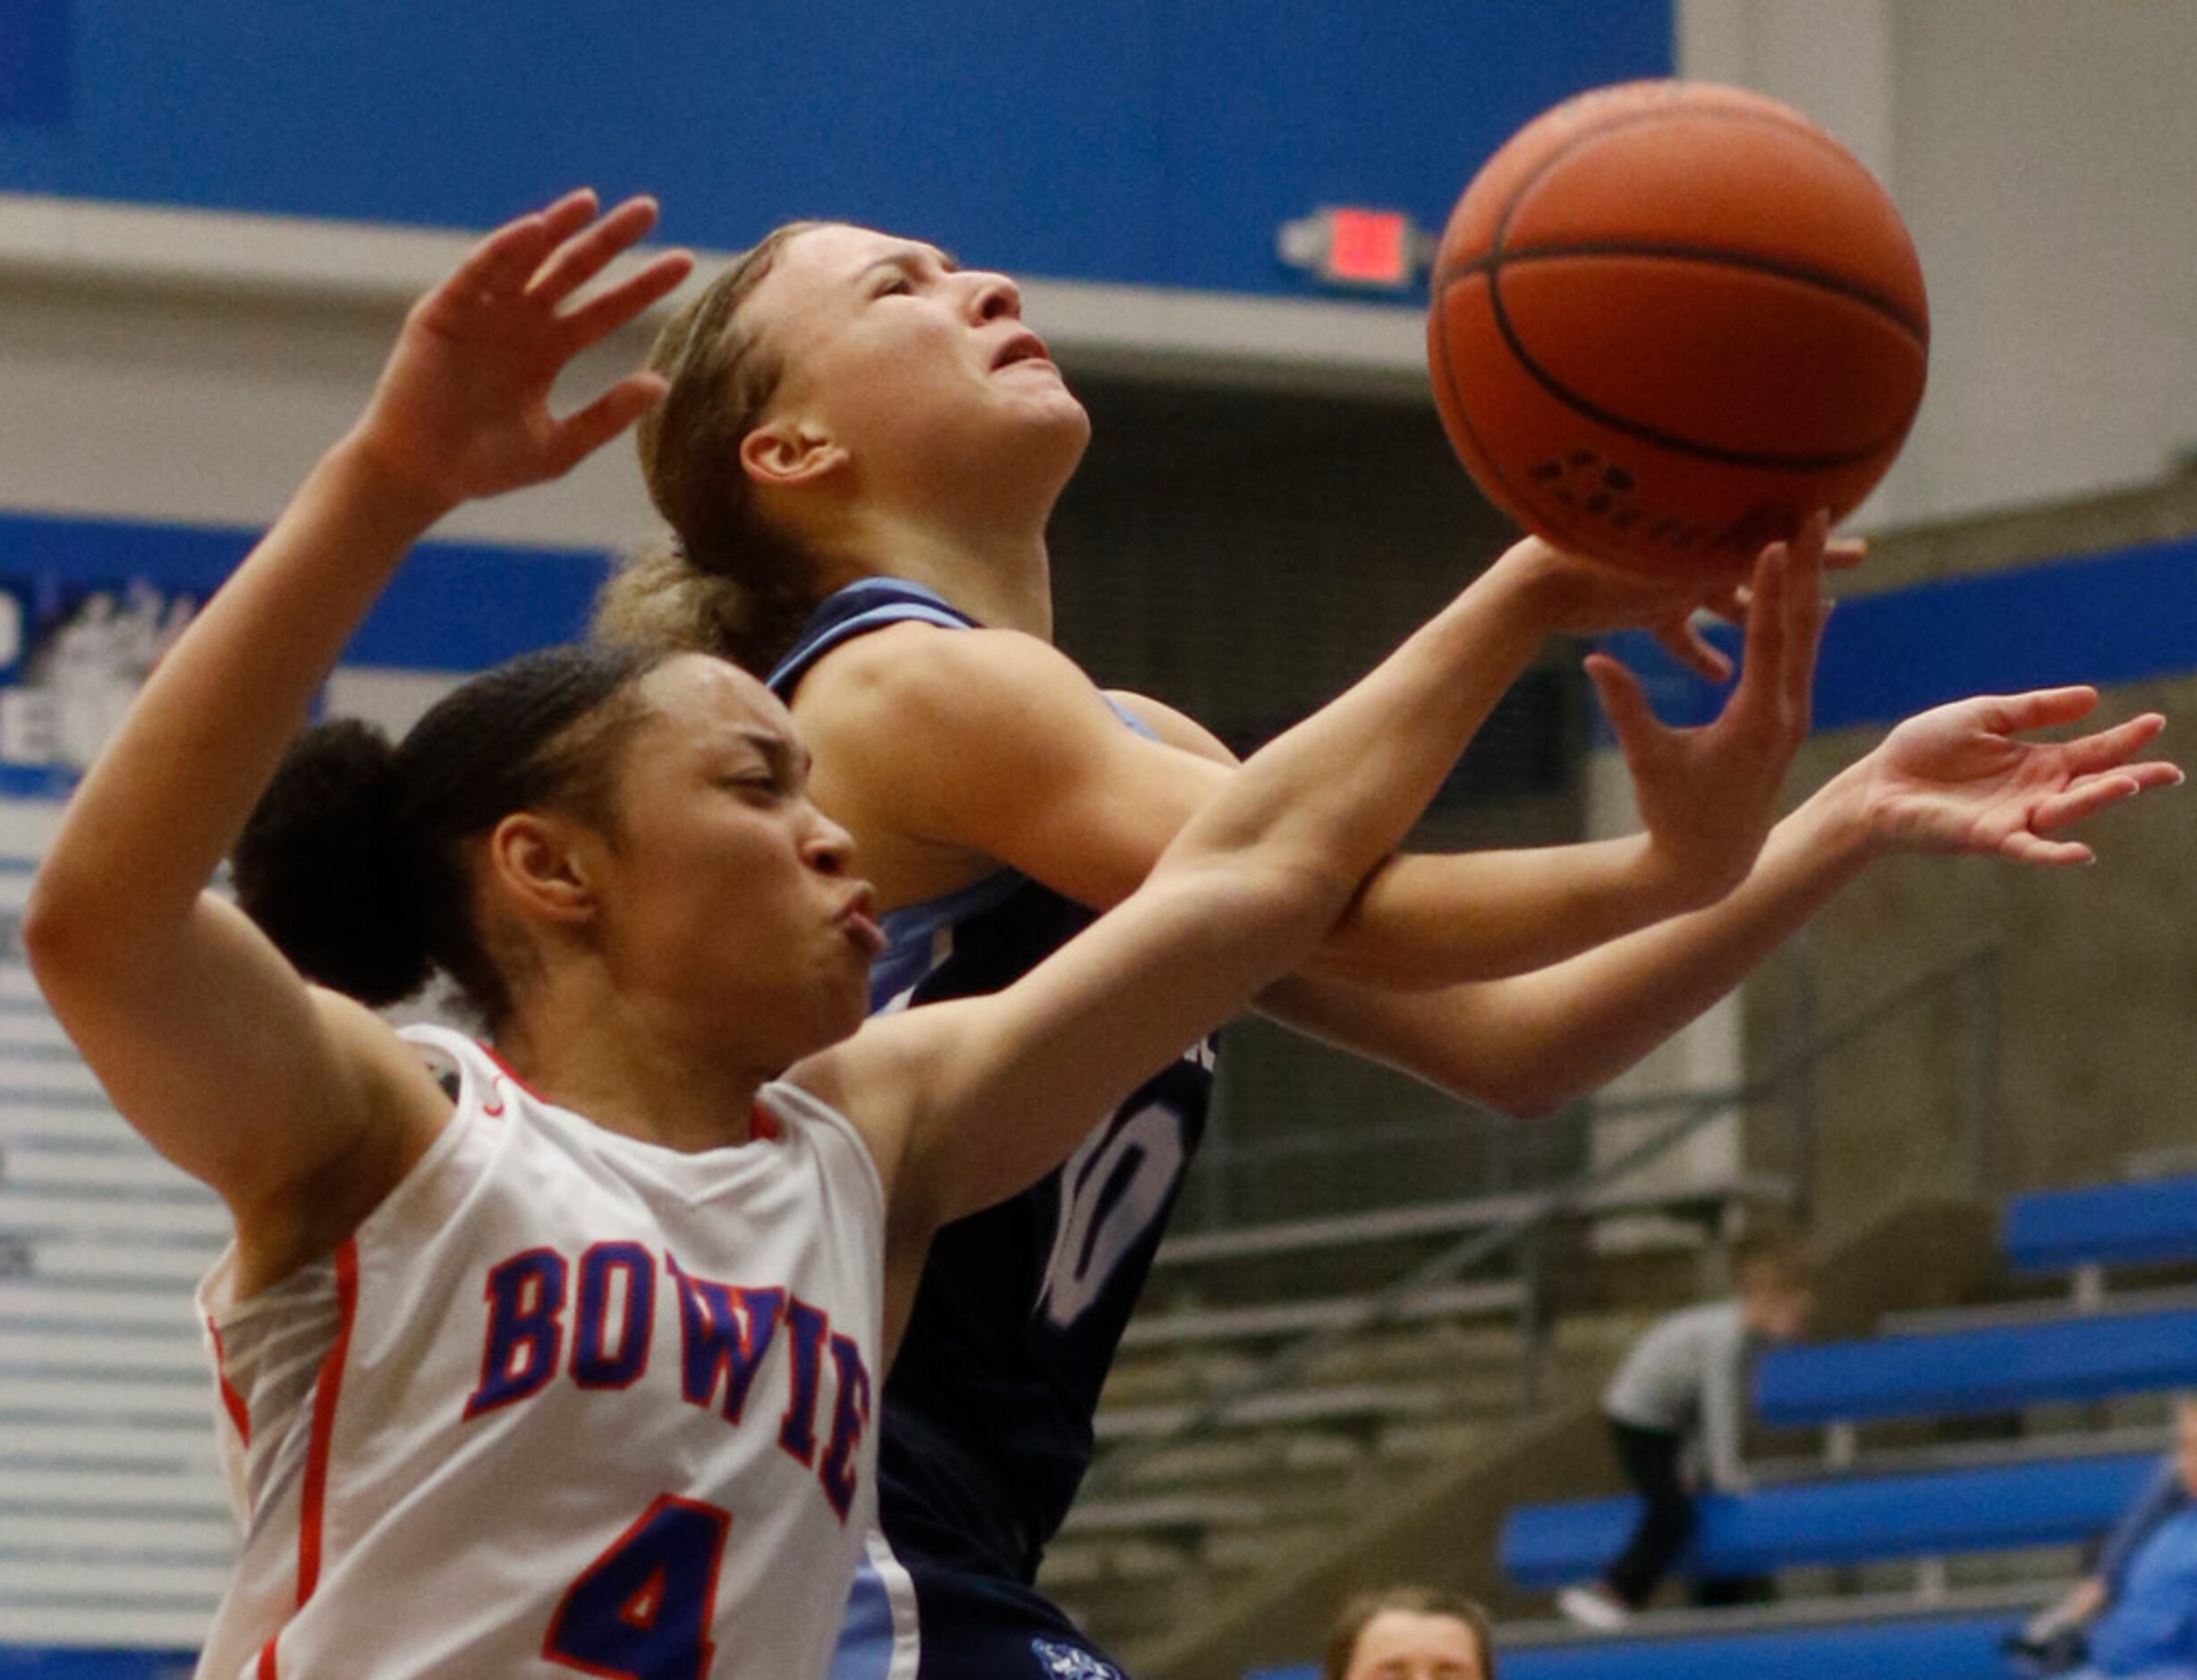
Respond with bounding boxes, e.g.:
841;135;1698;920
255;1638;277;1679
208;1317;251;1447
479;1040;545;1102
750;1100;780;1143
296;1236;360;1603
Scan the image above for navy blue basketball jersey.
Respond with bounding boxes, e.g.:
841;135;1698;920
770;578;1215;1584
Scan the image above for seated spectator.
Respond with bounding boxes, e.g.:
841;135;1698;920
1323;1586;1496;1680
2007;1396;2197;1678
1556;1229;1815;1629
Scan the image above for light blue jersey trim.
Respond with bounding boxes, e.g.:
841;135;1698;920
869;868;1028;1014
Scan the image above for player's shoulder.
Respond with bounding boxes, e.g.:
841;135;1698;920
796;621;1115;751
1104;690;1239;765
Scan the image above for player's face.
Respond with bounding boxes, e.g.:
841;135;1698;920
1342;1610;1486;1680
740;223;1090;510
594;655;881;1069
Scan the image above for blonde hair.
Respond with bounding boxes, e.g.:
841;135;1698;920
617;221;828;671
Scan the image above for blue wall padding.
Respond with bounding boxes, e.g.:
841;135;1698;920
19;513;2197;701
1250;1611;2016;1680
2005;1175;2197;1276
0;1655;194;1678
1594;531;2197;739
0;0;70;127
1499;1451;2157;1587
0;0;1668;296
0;510;609;675
1755;1309;2197;1426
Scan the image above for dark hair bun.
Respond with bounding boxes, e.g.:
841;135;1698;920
233;718;437;1006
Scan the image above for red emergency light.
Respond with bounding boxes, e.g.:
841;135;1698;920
1277;206;1430;292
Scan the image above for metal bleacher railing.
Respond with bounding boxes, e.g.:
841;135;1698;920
1080;942;2007;1505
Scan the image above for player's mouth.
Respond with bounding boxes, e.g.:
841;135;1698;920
837;886;886;958
992;330;1053;373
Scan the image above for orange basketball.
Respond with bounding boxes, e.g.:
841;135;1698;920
1428;80;1929;575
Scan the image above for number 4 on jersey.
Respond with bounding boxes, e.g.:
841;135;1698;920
544;1495;731;1680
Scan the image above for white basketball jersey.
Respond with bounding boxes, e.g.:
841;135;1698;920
191;1023;886;1680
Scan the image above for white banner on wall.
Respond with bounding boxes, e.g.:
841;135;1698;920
0;803;231;1652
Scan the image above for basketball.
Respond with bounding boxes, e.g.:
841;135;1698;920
1428;80;1930;575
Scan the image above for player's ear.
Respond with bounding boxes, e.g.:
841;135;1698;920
741;419;849;490
484;811;600;929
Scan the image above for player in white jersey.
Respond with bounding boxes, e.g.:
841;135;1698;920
22;191;1822;1679
194;1025;890;1680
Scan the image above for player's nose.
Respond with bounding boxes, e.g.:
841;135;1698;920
968;269;1021;323
801;810;857;877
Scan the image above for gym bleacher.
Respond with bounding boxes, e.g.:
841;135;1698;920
1425;1172;2197;1680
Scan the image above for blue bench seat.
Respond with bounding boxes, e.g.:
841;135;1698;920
2006;1175;2197;1276
1249;1611;2017;1680
1499;1452;2154;1588
1754;1308;2197;1426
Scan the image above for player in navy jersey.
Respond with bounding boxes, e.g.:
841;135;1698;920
28;192;1820;1680
597;222;2178;1679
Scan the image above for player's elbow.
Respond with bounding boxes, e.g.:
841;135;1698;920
22;866;94;991
1435;1042;1575;1120
22;859;142;1005
1183;853;1361;962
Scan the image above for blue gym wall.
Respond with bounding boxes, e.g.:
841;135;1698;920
0;0;1668;294
4;506;2192;734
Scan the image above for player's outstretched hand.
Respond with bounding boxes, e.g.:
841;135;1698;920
1501;517;1863;682
1582;511;1832;904
1848;687;2182;865
349;190;694;513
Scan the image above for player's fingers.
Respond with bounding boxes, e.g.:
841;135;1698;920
1781;511;1829;704
1653;618;1733;683
2121;759;2188;792
2059;711;2168;773
1969;686;2099;736
529;195;665;310
556;250;695;352
437;211;559;310
1698;584;1748;624
1585;651;1663;751
1730;540;1789;704
2030;774;2145;833
544;372;671;476
1999;828;2095;867
1824;535;1868;572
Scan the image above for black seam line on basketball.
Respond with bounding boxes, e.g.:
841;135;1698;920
1434;242;1927;343
1480;266;1913;471
1489;97;1873;270
1431;286;1539;530
1474;98;1924;335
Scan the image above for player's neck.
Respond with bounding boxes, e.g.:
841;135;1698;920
495;999;773;1152
818;508;1055;641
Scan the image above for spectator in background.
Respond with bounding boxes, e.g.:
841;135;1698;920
1556;1231;1815;1629
1324;1587;1496;1680
2006;1396;2197;1678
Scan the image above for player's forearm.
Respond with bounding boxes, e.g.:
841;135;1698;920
30;439;445;950
1158;553;1559;905
1303;832;1727;990
1262;769;1880;1115
1494;768;1879;1090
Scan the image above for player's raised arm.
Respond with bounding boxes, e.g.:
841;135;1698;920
25;194;691;1246
1262;685;2179;1116
793;534;1820;1260
786;520;1850;991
